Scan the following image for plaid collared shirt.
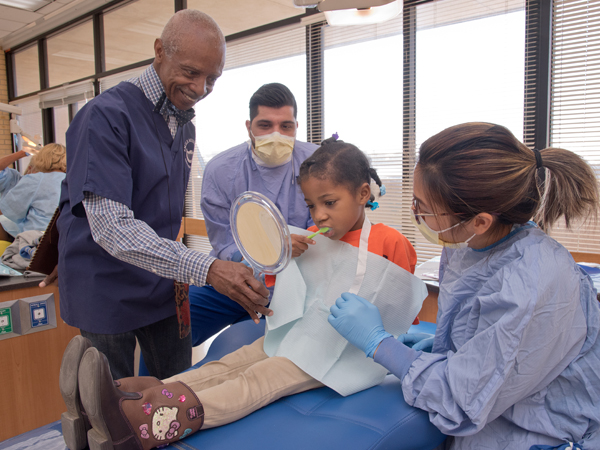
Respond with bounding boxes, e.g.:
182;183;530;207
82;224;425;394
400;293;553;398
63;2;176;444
82;65;215;287
129;64;195;137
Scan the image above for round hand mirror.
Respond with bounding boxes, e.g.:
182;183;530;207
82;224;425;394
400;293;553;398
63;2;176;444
230;191;292;275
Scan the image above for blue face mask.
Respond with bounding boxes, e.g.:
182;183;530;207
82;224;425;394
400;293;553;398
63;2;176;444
410;209;476;249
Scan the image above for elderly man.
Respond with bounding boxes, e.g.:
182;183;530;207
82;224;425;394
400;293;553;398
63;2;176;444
189;83;318;347
57;10;270;383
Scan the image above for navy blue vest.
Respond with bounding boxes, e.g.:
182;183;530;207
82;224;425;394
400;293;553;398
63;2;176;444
58;81;194;333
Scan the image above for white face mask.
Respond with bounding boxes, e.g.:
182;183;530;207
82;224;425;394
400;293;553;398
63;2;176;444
410;209;476;249
251;131;295;167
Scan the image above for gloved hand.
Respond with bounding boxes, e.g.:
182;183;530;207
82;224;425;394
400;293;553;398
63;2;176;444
398;333;435;352
328;292;392;358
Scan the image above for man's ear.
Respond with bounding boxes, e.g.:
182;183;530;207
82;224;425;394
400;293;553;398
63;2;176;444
154;38;164;64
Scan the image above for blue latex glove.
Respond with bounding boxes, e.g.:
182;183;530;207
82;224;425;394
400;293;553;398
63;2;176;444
328;292;392;358
398;333;435;352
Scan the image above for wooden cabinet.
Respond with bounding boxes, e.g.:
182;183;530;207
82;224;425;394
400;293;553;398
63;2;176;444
0;280;79;441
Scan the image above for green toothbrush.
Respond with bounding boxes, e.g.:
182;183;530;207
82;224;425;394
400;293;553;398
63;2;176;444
307;227;330;239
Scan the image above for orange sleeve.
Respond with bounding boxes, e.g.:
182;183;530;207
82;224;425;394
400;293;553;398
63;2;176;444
370;224;417;274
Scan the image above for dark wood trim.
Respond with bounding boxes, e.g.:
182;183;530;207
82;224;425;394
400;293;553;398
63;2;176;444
174;0;187;12
68;102;76;123
523;0;552;150
42;107;54;145
306;21;324;145
402;1;417;244
93;13;105;75
38;38;48;90
5;50;16;101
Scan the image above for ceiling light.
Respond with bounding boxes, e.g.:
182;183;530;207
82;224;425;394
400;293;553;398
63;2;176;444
324;0;401;25
0;0;51;12
293;0;402;25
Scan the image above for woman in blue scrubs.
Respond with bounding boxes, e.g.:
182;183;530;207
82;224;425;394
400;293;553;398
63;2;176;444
329;122;600;449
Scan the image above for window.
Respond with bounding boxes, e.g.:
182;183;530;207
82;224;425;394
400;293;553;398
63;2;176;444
38;79;95;145
47;20;94;88
187;0;305;36
323;17;407;258
186;25;307;252
103;0;174;71
53;104;69;146
9;96;42;173
410;0;526;262
548;0;600;253
13;44;39;97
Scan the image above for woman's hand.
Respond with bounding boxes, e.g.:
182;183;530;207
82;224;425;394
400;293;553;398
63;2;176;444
398;333;435;352
291;234;315;257
328;292;392;358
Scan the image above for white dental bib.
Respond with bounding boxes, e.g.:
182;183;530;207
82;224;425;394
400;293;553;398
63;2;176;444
264;219;428;396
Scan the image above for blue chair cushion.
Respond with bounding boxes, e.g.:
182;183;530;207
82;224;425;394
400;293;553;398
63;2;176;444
174;320;446;450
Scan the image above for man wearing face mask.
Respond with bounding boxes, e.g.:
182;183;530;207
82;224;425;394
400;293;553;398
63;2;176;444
189;83;318;347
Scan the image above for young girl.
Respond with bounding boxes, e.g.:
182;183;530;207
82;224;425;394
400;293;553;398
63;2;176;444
0;144;66;242
329;123;600;450
62;137;419;450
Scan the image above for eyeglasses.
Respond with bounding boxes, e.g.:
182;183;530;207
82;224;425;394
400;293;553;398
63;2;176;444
411;198;463;225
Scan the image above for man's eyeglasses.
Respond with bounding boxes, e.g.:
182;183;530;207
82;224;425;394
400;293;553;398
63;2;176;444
411;198;463;225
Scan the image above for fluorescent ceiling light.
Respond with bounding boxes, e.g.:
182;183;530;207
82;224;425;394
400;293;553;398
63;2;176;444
317;0;395;11
0;0;51;11
323;0;401;25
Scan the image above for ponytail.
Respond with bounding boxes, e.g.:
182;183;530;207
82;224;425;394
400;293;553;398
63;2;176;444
417;122;599;233
532;147;598;231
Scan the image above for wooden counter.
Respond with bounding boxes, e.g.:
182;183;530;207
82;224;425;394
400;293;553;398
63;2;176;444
0;277;79;441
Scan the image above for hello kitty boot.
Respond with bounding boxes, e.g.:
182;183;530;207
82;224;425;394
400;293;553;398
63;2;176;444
60;335;165;450
79;347;204;450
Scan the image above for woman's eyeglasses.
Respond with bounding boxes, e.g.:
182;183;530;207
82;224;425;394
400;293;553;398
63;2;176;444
411;198;463;225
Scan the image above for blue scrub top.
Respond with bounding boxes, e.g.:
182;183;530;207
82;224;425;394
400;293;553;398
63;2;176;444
57;81;194;334
201;140;318;261
402;224;600;449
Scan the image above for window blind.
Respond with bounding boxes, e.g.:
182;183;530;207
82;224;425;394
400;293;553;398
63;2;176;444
321;0;526;264
185;23;308;254
548;0;600;254
99;67;146;93
9;95;43;173
407;0;527;263
38;79;94;109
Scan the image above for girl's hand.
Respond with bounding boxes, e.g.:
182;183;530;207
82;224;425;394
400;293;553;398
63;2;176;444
291;234;315;257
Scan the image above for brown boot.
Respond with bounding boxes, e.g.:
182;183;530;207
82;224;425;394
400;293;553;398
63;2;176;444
60;335;163;450
79;347;204;450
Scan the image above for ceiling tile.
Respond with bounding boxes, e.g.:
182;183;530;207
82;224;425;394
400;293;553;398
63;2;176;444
0;5;42;23
36;1;66;14
0;18;25;32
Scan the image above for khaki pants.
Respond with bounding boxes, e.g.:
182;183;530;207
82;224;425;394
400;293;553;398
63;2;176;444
164;337;324;428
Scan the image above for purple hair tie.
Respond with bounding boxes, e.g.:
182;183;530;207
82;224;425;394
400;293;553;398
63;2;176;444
332;132;339;140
